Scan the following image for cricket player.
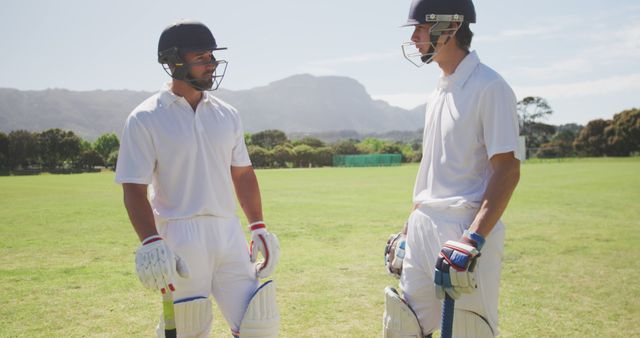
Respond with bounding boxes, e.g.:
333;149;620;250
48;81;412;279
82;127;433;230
116;20;280;337
384;0;521;337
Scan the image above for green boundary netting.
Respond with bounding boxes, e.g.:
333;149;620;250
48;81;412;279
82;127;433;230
332;154;402;167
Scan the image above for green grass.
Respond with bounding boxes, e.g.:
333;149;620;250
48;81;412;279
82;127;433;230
0;157;638;337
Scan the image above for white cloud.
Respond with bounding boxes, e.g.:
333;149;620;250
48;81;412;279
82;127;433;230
372;92;428;109
513;73;640;99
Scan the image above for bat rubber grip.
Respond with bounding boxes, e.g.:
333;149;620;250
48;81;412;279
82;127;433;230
441;294;455;338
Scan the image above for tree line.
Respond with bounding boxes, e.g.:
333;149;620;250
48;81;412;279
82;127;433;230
0;129;119;173
0;128;421;173
517;97;639;158
245;129;421;168
1;101;636;173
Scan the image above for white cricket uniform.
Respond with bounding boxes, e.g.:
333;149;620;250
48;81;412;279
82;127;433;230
115;84;258;335
399;51;520;335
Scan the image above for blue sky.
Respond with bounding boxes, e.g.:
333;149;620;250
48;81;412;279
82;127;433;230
1;0;638;125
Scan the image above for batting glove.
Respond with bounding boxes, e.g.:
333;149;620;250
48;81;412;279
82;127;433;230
135;235;190;293
249;222;280;279
384;232;406;279
434;230;485;300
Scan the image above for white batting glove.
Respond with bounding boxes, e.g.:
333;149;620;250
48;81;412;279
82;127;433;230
434;230;485;300
135;235;190;293
249;222;280;279
384;232;406;279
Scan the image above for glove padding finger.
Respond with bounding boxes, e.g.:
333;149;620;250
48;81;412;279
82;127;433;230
250;232;280;279
135;236;189;291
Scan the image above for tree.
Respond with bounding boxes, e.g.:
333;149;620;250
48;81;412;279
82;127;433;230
357;138;384;154
332;140;360;155
248;145;271;168
77;149;104;169
535;140;574;158
573;119;611;156
8;130;39;169
59;130;82;165
605;108;640;156
517;96;553;133
107;150;119;169
79;139;92;152
312;147;334;167
38;128;66;169
36;129;81;169
292;144;314;167
523;122;556;156
0;132;8;170
271;145;295;168
93;133;120;162
517;97;553;155
295;137;325;148
250;130;288;149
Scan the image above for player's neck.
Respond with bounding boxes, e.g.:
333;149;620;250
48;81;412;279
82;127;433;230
436;47;469;76
171;80;203;111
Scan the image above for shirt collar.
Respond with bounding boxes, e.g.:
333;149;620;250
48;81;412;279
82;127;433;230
437;50;480;90
158;82;213;107
158;82;181;107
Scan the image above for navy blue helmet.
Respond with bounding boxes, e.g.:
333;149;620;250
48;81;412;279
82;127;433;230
157;20;228;91
404;0;476;27
401;0;475;67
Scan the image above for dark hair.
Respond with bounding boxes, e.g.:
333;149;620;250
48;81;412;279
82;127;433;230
455;22;473;50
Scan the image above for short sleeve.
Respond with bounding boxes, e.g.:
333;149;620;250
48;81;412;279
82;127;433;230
115;114;156;184
479;79;521;160
230;114;252;167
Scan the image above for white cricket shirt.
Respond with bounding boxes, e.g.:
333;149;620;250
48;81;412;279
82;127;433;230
413;51;521;209
115;84;252;221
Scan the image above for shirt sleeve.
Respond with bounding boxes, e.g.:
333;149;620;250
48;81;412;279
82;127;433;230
479;79;522;160
230;114;252;167
114;114;156;184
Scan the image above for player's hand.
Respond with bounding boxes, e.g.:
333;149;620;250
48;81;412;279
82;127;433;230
384;231;406;279
434;230;485;300
249;222;280;279
135;235;190;292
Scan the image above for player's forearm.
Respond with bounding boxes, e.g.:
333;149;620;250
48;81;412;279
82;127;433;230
122;183;158;242
469;158;520;238
231;166;264;224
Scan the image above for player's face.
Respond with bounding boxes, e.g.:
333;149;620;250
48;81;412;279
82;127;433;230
184;50;217;89
410;24;433;54
411;23;457;55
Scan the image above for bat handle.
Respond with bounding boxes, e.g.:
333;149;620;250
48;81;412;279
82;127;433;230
441;293;455;338
162;292;177;338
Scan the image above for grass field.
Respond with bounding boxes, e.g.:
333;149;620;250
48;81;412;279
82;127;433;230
1;157;639;337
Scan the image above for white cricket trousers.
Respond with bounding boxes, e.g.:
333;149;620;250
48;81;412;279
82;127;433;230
157;215;258;336
399;205;505;335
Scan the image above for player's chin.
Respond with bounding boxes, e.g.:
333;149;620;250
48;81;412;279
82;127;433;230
196;79;214;90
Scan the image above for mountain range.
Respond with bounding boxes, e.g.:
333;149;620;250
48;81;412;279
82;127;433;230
0;74;425;140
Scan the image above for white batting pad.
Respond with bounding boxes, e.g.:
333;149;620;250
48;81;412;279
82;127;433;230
383;286;423;338
239;280;279;338
156;297;212;338
452;309;494;338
